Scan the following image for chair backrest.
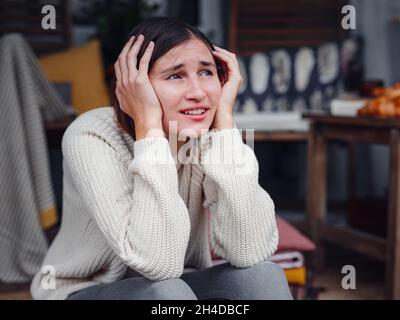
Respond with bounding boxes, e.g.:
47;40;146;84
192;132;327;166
228;0;348;55
0;0;72;56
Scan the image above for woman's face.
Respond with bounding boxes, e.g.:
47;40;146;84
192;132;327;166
149;38;221;138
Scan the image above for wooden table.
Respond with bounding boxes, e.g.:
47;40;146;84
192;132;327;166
242;130;308;142
304;113;400;299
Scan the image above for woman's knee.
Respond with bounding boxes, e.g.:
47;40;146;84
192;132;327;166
149;278;198;300
224;260;293;300
246;260;293;299
67;277;197;300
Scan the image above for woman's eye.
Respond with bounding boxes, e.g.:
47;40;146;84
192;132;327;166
200;70;213;76
166;70;213;80
166;74;181;80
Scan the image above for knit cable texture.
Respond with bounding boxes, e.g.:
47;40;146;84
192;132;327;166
30;107;278;299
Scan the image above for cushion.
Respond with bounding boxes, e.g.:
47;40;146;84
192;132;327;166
39;39;111;115
207;209;315;260
276;216;315;252
234;38;362;114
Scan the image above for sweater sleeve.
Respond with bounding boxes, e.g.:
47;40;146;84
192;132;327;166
62;126;190;281
201;128;279;268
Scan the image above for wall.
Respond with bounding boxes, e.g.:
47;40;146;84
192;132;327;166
198;0;224;45
351;0;400;86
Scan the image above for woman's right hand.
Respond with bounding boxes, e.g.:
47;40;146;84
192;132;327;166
114;34;164;140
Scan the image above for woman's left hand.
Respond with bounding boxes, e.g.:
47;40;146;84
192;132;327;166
211;46;243;130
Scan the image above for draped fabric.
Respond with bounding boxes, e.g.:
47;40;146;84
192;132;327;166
0;33;70;282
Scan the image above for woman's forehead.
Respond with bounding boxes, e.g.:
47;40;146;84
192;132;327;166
153;39;213;70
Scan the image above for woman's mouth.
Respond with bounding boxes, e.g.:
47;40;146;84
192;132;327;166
179;107;209;121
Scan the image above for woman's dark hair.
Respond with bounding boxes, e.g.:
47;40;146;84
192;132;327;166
112;17;227;138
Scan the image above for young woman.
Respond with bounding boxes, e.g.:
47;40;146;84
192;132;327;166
30;17;292;300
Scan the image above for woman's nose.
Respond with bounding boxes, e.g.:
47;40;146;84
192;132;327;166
184;79;206;101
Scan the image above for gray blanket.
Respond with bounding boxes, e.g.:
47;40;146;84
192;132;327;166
0;33;70;282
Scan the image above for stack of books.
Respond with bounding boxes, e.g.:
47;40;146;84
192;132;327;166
272;216;316;299
268;251;307;299
207;210;315;299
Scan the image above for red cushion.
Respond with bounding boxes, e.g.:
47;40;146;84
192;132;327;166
207;209;315;260
276;216;315;252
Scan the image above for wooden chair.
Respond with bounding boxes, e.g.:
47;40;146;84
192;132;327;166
228;0;348;55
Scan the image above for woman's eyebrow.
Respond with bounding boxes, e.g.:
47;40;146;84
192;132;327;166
161;61;216;74
200;61;217;69
161;63;184;75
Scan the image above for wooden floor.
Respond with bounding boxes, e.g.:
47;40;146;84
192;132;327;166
0;283;31;300
311;243;385;299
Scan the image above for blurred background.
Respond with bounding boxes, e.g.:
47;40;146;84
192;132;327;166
1;0;400;300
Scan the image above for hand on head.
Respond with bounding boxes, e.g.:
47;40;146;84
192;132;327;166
211;46;243;131
114;34;164;140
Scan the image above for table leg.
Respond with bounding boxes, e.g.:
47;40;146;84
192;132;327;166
306;122;327;270
348;142;357;201
386;128;400;299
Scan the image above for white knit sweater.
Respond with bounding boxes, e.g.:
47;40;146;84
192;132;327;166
30;107;278;300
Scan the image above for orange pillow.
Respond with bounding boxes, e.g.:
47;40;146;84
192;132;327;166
39;39;111;114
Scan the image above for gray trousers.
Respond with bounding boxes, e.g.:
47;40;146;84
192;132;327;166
67;260;293;300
